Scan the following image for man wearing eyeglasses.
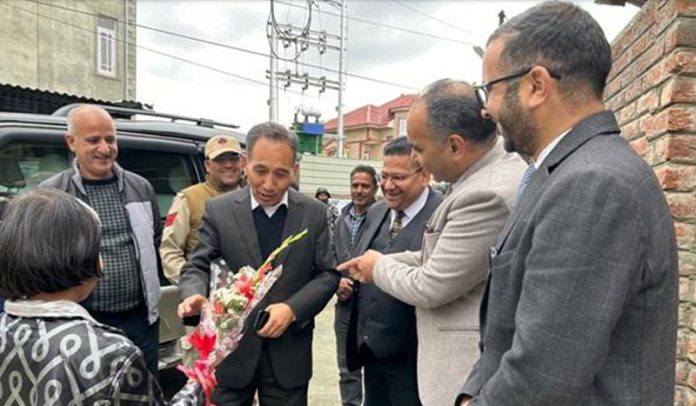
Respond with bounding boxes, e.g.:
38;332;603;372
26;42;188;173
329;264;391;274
338;80;525;405
456;2;677;406
344;136;442;406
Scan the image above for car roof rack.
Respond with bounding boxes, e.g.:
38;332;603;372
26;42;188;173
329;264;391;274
52;104;240;129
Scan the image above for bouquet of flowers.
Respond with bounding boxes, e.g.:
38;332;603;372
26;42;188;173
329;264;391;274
171;229;308;406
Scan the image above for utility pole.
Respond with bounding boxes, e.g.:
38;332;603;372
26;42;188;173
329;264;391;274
266;0;346;156
336;0;346;157
268;26;278;122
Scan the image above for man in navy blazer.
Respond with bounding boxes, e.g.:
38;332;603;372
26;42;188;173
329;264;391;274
458;2;677;405
347;137;442;406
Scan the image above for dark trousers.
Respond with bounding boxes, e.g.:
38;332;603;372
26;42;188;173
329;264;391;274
334;301;363;406
212;345;308;406
91;302;160;377
362;346;421;406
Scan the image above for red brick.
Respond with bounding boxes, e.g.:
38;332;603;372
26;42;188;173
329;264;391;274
656;164;696;191
657;0;678;36
678;327;689;357
624;79;643;104
629;135;647;157
668;107;696;132
676;0;696;17
611;3;654;59
678;360;690;384
689;368;696;390
668;192;696;218
604;92;625;113
623;119;641;141
635;42;665;77
643;60;671;91
617;101;638;126
667;50;696;75
680;302;692;326
675;221;696;248
637;89;660;114
663;77;696;106
683;387;696;406
680;276;691;301
608;48;632;82
665;17;696;55
665;136;696;163
640;112;669;139
604;77;622;100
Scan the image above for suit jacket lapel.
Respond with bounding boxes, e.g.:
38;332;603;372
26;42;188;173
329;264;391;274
493;111;621;252
352;203;389;257
274;189;304;267
231;187;264;267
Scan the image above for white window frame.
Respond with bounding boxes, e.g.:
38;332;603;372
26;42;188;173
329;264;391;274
97;17;117;77
398;118;408;137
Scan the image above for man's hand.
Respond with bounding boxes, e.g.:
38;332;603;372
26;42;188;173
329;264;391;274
336;249;383;284
257;303;295;338
336;277;355;301
177;294;208;318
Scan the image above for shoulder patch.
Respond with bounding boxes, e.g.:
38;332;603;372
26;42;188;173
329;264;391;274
165;212;178;227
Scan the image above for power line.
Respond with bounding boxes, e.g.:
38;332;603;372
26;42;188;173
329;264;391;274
274;0;479;47
32;0;419;91
390;0;483;41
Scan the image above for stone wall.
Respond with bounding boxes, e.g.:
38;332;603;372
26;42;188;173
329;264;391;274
604;0;696;403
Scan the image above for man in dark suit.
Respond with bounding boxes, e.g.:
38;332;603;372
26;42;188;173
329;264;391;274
457;2;678;405
333;164;378;406
347;137;442;406
177;122;339;406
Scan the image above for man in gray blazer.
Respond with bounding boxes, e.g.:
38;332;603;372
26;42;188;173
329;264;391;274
339;80;526;406
177;122;339;406
457;2;677;405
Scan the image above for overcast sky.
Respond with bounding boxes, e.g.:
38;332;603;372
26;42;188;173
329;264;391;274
136;0;639;133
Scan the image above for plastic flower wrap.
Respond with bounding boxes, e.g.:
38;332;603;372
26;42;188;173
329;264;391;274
171;229;308;406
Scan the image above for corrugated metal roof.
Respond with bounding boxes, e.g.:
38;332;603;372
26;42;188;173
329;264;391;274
0;83;143;117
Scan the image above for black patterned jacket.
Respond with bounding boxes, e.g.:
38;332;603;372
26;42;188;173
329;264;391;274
0;300;165;405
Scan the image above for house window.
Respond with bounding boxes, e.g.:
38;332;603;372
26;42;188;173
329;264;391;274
398;118;408;137
97;16;117;77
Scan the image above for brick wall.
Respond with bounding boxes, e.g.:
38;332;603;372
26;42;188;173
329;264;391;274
604;0;696;403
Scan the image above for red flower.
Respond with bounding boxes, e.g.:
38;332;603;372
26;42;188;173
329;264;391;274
233;274;255;301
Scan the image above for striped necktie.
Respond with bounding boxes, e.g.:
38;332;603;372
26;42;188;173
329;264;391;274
516;165;537;200
389;210;406;240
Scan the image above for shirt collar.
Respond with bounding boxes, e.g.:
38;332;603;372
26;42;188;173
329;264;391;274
348;203;364;220
250;188;289;218
391;187;429;227
533;128;571;170
5;299;97;323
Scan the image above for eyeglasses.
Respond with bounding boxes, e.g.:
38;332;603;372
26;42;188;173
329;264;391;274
379;167;423;184
474;66;562;106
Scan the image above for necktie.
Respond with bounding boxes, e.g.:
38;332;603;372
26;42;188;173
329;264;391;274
389;211;405;240
516;165;537;200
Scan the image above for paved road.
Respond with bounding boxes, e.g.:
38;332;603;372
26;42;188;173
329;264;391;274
160;298;342;404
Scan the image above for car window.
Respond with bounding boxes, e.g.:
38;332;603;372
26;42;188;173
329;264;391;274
0;142;198;220
118;148;197;218
0;142;71;196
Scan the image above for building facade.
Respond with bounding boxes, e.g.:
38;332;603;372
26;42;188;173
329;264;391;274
323;94;416;160
0;0;136;102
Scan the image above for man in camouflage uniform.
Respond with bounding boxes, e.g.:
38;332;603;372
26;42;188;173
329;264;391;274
160;135;246;284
